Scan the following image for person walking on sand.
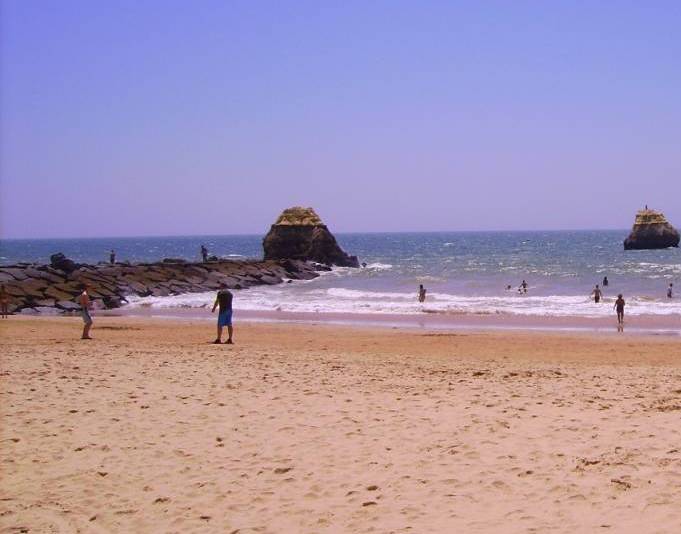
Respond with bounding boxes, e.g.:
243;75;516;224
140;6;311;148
519;280;528;294
591;284;603;303
668;283;673;299
78;284;93;339
614;294;625;325
418;284;427;303
109;249;116;264
201;244;209;263
602;276;609;287
211;284;234;344
0;285;9;318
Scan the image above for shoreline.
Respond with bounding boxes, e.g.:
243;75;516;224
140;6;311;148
102;306;681;336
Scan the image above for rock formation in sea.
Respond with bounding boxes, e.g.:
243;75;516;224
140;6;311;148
0;257;323;315
623;208;680;250
263;207;360;267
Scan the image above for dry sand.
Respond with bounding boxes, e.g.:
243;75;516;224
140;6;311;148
1;317;681;533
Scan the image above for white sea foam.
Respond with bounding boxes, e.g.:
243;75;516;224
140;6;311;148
364;262;393;270
127;285;681;318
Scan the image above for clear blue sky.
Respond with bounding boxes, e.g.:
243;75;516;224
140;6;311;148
1;0;680;238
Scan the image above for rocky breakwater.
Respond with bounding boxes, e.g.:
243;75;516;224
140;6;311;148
0;257;324;315
624;208;680;250
263;207;360;267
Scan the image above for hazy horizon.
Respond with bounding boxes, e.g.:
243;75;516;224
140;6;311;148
0;226;637;242
1;1;680;239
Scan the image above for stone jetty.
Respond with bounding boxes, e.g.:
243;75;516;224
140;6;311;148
0;258;324;315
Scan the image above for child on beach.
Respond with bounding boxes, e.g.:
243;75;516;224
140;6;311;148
0;285;9;318
614;294;625;325
78;284;93;339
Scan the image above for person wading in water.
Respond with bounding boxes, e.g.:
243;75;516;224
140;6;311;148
418;284;427;303
614;294;625;325
591;284;603;303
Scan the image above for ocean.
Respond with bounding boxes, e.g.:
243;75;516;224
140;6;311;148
1;231;680;319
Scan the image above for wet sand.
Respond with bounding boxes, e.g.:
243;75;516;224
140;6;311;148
1;317;681;533
115;306;681;335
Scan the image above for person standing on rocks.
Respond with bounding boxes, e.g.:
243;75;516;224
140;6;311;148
0;285;9;318
418;284;427;303
78;284;93;339
211;284;233;344
109;250;116;264
201;244;209;263
591;284;603;303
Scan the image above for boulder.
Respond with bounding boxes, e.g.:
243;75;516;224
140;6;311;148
263;207;359;267
103;296;126;308
624;208;680;250
56;300;81;311
50;253;78;274
44;286;76;301
24;267;65;284
1;268;29;281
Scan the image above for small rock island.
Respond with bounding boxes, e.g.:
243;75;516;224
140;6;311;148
263;207;359;267
623;207;680;250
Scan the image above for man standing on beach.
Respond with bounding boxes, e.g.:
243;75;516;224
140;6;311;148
591;284;603;303
211;284;233;344
668;283;673;299
418;284;427;303
614;294;625;325
78;284;93;339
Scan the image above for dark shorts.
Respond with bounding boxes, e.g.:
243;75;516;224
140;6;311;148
218;309;232;327
595;296;600;303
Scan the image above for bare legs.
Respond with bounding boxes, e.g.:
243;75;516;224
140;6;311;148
214;325;233;344
82;320;93;339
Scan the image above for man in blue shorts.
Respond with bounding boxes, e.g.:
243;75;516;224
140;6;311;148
211;284;233;344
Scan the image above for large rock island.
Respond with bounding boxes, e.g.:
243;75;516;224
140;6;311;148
623;208;680;250
263;207;359;267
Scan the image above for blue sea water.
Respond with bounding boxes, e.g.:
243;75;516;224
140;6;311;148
2;231;680;317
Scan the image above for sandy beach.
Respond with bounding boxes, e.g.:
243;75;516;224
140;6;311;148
1;317;681;533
